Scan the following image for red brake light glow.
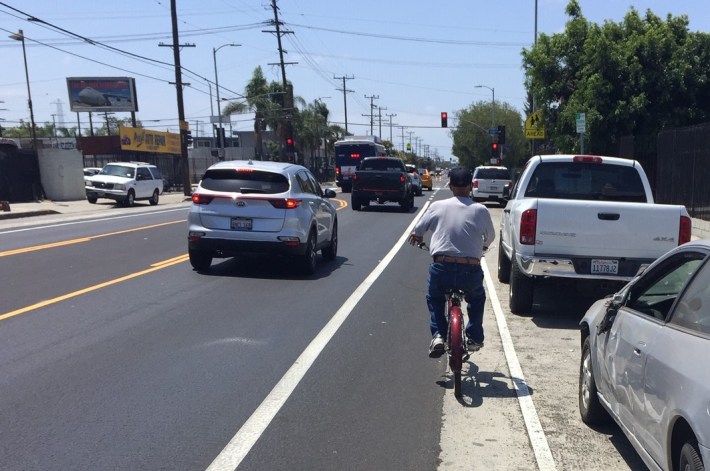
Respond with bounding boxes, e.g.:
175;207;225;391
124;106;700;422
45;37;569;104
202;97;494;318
520;209;537;245
192;193;215;205
234;168;255;173
472;180;479;189
679;215;691;245
400;174;406;183
268;198;302;209
573;155;603;164
350;153;360;159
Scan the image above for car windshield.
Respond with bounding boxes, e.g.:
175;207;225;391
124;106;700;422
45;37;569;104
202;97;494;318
100;165;134;178
475;168;511;180
200;169;290;194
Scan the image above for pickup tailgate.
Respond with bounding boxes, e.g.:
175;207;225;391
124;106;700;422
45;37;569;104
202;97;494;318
354;172;405;192
534;199;684;259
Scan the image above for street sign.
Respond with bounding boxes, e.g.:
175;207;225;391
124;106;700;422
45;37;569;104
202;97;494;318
575;112;586;133
488;129;498;135
525;111;545;139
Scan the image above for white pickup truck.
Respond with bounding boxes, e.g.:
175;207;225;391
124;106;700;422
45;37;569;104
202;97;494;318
498;154;692;314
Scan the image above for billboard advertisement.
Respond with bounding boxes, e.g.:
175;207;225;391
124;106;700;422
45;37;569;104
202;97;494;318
119;125;180;155
67;77;138;112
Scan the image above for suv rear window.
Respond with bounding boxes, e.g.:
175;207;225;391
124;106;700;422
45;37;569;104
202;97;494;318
200;169;290;194
475;168;511;180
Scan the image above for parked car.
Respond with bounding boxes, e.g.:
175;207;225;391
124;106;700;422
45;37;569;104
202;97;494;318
85;162;163;206
405;164;423;196
579;240;710;471
471;166;512;205
83;167;102;184
418;168;433;191
187;160;338;274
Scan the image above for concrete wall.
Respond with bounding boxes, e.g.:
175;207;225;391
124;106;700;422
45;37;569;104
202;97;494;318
38;147;86;201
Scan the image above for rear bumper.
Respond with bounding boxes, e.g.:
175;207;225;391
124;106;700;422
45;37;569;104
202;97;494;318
188;236;307;257
515;253;652;281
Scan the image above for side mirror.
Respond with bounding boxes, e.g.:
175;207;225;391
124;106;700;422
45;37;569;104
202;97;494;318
324;188;337;198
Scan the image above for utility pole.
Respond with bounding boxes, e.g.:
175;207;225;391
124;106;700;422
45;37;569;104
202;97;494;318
377;106;386;140
364;94;379;136
386;113;397;143
400;126;406;153
264;0;296;161
407;131;415;160
161;5;194;195
334;74;354;135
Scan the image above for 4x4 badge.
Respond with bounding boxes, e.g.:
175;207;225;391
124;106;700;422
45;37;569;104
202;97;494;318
236;201;246;207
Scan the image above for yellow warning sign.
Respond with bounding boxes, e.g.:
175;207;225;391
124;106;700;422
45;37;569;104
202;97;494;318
525;111;545;139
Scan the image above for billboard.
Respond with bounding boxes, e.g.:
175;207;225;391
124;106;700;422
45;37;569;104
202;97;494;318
119;125;180;155
67;77;138;112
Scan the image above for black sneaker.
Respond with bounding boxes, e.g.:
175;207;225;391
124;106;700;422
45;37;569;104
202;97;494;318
428;334;445;358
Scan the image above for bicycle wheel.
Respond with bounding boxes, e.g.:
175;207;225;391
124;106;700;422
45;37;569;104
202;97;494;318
448;305;465;397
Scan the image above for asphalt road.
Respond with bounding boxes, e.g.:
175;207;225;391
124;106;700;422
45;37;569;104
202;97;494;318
0;181;648;470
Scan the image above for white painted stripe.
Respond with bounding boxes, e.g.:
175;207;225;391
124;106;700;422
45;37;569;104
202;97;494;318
481;262;557;470
206;201;434;471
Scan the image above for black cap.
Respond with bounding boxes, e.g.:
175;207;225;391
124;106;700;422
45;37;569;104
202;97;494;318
449;166;472;186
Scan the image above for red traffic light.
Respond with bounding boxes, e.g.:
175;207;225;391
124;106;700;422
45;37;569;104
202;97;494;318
492;142;499;151
440;112;448;128
286;138;294;145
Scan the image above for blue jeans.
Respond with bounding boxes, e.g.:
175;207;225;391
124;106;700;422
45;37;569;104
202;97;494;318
426;261;486;344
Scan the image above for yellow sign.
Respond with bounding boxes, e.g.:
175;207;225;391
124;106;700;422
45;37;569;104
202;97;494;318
525;111;545;139
119;125;181;155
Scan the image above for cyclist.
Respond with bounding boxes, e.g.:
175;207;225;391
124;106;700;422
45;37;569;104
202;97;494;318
408;166;495;358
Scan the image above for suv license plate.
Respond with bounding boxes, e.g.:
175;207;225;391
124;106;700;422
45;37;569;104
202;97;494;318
231;217;252;231
591;259;618;274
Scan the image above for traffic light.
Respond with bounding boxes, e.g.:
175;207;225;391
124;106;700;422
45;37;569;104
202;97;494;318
497;125;506;145
491;142;499;157
286;137;295;153
184;130;193;146
440;112;448;128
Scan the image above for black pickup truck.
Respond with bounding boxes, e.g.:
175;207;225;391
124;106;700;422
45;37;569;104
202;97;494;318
351;157;414;212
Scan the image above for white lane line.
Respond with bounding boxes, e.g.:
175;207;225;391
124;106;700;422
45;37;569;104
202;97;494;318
481;261;557;471
205;202;434;471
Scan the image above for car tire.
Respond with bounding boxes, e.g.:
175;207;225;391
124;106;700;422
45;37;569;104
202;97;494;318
322;221;338;261
124;189;135;207
302;230;318;275
87;195;98;204
497;237;511;283
149;189;159;206
679;440;704;471
509;253;534;314
189;249;213;271
352;197;361;211
579;336;611;425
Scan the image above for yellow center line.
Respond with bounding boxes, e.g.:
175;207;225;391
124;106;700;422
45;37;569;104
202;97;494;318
0;220;184;258
0;254;190;322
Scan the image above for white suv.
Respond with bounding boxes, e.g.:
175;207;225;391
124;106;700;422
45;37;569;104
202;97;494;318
85;162;163;206
471;166;512;205
187;160;338;274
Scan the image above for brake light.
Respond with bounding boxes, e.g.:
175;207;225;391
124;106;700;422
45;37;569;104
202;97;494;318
520;209;537;245
350;153;360;159
336;167;341;176
472;180;479;189
235;168;255;173
352;173;358;181
573;155;603;164
192;193;215;205
679;215;691;245
400;174;406;183
268;198;302;209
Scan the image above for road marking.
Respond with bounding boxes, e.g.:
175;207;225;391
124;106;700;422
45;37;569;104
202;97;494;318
481;262;557;470
205;201;433;471
0;220;183;257
0;255;189;322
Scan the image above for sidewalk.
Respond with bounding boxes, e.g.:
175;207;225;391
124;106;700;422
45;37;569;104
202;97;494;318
0;191;192;222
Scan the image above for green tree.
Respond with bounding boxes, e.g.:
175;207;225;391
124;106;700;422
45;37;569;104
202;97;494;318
522;0;710;155
451;101;525;168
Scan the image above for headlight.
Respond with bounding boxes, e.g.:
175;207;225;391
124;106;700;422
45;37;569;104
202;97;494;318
114;183;126;190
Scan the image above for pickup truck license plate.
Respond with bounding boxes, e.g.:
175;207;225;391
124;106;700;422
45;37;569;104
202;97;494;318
231;217;252;231
591;259;618;274
489;186;498;191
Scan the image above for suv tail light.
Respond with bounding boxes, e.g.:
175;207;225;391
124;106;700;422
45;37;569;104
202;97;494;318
268;198;302;209
520;209;537;245
192;193;215;205
472;180;479;189
679;215;691;245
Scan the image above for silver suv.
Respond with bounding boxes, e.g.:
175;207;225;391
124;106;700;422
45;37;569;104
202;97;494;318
85;162;163;206
187;160;338;274
471;166;512;205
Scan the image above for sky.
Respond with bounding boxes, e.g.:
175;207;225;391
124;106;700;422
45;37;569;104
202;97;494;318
1;1;708;162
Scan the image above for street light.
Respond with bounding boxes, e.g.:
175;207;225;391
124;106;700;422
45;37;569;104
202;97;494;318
9;29;38;150
474;84;495;128
213;43;240;157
